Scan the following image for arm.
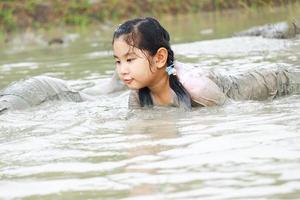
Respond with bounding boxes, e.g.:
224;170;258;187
0;76;84;111
175;62;226;107
81;71;127;96
184;76;226;106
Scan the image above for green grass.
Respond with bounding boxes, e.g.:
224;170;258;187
0;0;298;34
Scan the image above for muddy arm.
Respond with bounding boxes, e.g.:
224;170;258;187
0;76;83;113
81;70;126;96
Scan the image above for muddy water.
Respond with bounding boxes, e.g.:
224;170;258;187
0;4;300;200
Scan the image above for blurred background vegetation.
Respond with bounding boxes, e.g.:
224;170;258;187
0;0;297;33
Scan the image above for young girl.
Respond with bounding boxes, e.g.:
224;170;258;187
112;17;299;110
1;17;299;113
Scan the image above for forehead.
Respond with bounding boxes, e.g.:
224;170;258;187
113;37;144;57
113;38;131;52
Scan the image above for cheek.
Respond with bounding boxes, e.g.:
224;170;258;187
134;68;156;86
135;64;153;78
115;65;121;76
130;60;149;75
130;67;145;79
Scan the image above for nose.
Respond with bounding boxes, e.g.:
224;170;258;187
118;62;129;75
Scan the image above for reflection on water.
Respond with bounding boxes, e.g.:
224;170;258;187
0;96;299;199
1;4;300;200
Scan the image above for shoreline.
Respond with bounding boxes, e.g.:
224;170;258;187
0;0;298;34
1;1;300;47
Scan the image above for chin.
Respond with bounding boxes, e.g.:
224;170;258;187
127;83;143;90
127;85;141;90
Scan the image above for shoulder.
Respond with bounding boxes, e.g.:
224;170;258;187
175;62;226;107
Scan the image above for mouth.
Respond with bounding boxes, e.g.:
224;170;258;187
123;78;133;85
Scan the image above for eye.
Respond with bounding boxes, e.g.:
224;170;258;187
127;58;135;63
115;60;121;65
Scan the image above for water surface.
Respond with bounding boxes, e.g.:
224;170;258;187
0;4;300;200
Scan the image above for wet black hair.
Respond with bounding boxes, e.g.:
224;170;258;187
113;17;192;110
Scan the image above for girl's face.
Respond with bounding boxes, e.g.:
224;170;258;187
113;37;159;90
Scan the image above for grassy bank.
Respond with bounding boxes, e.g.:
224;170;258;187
0;0;298;33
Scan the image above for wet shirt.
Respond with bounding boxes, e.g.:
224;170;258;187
128;62;226;108
127;62;300;108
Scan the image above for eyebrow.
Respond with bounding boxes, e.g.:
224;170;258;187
113;52;136;59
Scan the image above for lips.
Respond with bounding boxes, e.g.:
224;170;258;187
123;78;133;85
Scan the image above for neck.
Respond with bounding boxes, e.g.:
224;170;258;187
148;73;173;105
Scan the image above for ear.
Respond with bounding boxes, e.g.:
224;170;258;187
154;47;168;69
